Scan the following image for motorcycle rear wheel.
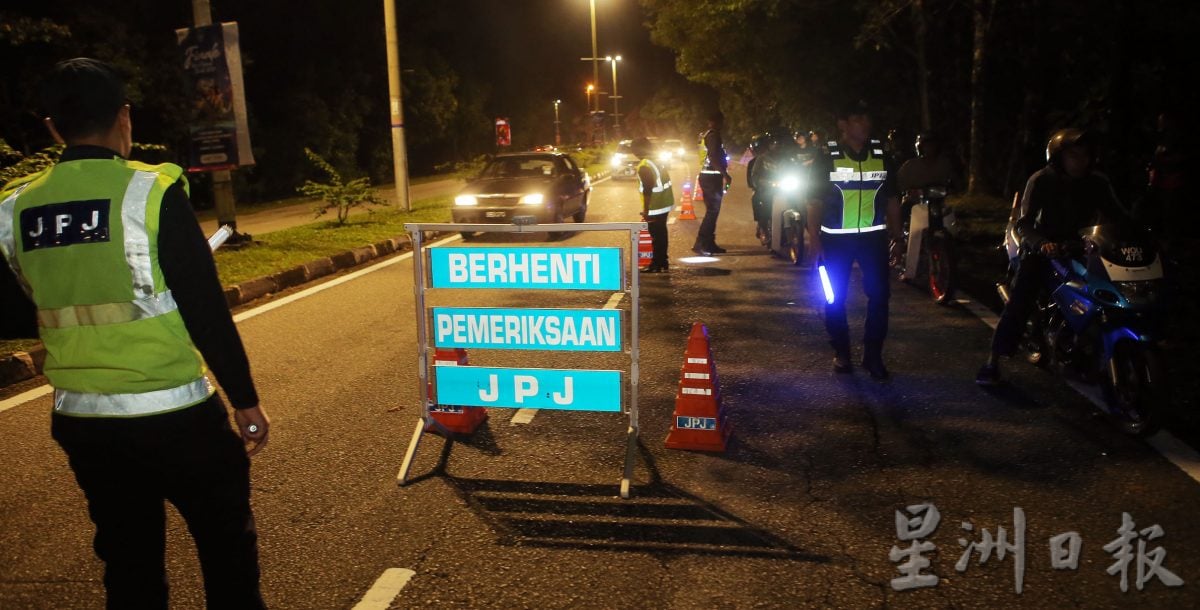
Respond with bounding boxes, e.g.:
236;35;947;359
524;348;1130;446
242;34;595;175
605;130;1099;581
925;231;956;304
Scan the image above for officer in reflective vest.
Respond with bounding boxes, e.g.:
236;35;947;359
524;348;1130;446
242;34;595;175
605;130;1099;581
634;137;674;272
0;58;267;608
694;110;732;256
806;99;903;380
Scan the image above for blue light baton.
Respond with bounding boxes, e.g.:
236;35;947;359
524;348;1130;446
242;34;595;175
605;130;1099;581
817;257;835;304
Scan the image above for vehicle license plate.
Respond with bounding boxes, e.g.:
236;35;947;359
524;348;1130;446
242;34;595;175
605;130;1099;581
485;211;506;218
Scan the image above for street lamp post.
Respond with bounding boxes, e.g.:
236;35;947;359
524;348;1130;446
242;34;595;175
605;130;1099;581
589;0;599;112
585;84;594;112
607;55;622;138
554;99;562;147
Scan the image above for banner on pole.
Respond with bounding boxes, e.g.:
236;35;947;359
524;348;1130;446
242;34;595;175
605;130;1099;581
175;22;255;173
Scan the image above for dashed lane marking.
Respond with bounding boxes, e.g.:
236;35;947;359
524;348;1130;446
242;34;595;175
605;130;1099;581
958;292;1200;485
352;568;415;610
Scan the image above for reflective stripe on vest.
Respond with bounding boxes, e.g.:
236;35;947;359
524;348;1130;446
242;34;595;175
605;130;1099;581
55;377;213;418
38;289;180;328
637;158;675;216
0;184;31;294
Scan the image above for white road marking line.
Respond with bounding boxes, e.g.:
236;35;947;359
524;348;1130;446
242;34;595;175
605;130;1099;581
667;216;677;226
510;409;537;424
512;289;624;426
960;290;1200;485
353;568;415;610
0;385;53;414
233;234;461;323
0;234;463;414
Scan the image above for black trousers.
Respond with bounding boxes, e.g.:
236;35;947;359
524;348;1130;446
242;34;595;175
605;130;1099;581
821;230;890;354
696;173;725;248
52;394;265;610
991;255;1051;356
647;213;669;267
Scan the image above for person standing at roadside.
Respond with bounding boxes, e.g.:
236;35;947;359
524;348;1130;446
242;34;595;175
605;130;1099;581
806;99;903;380
694;110;732;256
0;58;268;609
634;137;673;272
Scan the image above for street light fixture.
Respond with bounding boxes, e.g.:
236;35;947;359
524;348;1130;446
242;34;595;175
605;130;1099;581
606;55;622;138
554;99;562;146
585;84;594;112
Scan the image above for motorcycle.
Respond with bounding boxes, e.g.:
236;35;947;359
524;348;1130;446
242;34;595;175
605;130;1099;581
891;184;958;303
756;153;808;266
997;224;1167;436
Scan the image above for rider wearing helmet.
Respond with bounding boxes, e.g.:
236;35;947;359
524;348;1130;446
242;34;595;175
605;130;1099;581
976;128;1133;385
750;128;803;245
747;133;770;241
896;131;959;282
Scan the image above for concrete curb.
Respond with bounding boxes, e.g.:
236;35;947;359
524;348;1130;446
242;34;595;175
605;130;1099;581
0;230;458;390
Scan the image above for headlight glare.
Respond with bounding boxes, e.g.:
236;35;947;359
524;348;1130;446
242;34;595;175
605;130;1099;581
519;193;544;205
455;195;478;206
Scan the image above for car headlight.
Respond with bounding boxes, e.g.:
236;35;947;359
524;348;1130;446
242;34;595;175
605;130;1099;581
455;195;478;206
779;175;801;192
677;147;686;157
658;152;672;162
610;154;623;168
519;193;544;205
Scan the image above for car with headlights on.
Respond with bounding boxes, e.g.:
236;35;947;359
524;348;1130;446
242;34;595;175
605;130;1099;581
453;152;590;238
609;139;638;179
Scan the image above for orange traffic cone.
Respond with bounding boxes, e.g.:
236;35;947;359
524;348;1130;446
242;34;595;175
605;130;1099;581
637;228;654;268
665;323;731;452
677;175;699;220
680;179;693;203
429;347;488;435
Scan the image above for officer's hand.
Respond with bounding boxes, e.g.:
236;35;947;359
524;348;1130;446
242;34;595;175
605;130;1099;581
233;405;270;457
723;173;733;190
1040;242;1061;258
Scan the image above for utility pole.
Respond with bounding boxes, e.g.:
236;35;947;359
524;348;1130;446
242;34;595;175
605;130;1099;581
589;0;599;112
191;0;243;242
608;55;622;139
554;99;562;147
383;0;411;211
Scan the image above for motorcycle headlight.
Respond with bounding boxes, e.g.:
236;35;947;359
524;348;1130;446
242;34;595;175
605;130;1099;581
454;195;478;206
519;193;544;205
779;175;801;192
1114;280;1161;307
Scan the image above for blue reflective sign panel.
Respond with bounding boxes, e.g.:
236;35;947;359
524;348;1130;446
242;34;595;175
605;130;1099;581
435;366;621;412
430;247;622;290
432;307;621;352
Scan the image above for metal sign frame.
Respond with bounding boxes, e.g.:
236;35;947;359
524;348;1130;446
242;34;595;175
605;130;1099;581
397;221;645;498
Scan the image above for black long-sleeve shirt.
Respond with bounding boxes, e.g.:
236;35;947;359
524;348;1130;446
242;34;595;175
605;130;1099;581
1016;165;1131;255
0;146;259;408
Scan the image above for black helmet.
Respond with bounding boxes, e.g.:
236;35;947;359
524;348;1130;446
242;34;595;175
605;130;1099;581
749;133;769;154
1045;128;1091;163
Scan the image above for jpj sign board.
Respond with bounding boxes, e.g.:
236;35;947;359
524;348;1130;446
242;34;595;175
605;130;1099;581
436;366;621;412
433;307;621;352
430;247;622;290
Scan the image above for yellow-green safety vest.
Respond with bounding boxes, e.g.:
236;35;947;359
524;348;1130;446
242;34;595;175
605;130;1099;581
0;157;212;417
820;140;889;234
637;158;674;216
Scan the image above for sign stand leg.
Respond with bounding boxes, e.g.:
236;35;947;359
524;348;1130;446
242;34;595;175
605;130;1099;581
621;424;638;499
397;415;453;486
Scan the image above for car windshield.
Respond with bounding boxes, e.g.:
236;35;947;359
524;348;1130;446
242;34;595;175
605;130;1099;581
616;142;633;155
480;157;559;179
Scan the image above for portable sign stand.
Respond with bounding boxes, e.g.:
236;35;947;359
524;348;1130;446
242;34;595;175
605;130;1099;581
397;221;646;499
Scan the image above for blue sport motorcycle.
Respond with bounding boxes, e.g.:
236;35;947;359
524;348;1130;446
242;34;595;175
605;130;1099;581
999;224;1167;435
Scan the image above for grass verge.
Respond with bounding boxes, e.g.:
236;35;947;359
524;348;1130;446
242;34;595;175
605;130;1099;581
212;195;453;286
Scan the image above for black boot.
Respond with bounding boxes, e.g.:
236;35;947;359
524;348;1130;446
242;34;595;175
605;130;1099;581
862;344;890;380
832;341;853;374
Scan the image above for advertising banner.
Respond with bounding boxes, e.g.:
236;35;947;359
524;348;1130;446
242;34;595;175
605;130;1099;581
175;22;255;172
495;118;511;147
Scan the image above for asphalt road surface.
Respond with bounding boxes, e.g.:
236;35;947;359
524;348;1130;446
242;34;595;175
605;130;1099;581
2;160;1199;609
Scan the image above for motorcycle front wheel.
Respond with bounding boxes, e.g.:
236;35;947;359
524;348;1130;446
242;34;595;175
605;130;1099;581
924;231;956;304
784;222;805;266
1103;342;1164;437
